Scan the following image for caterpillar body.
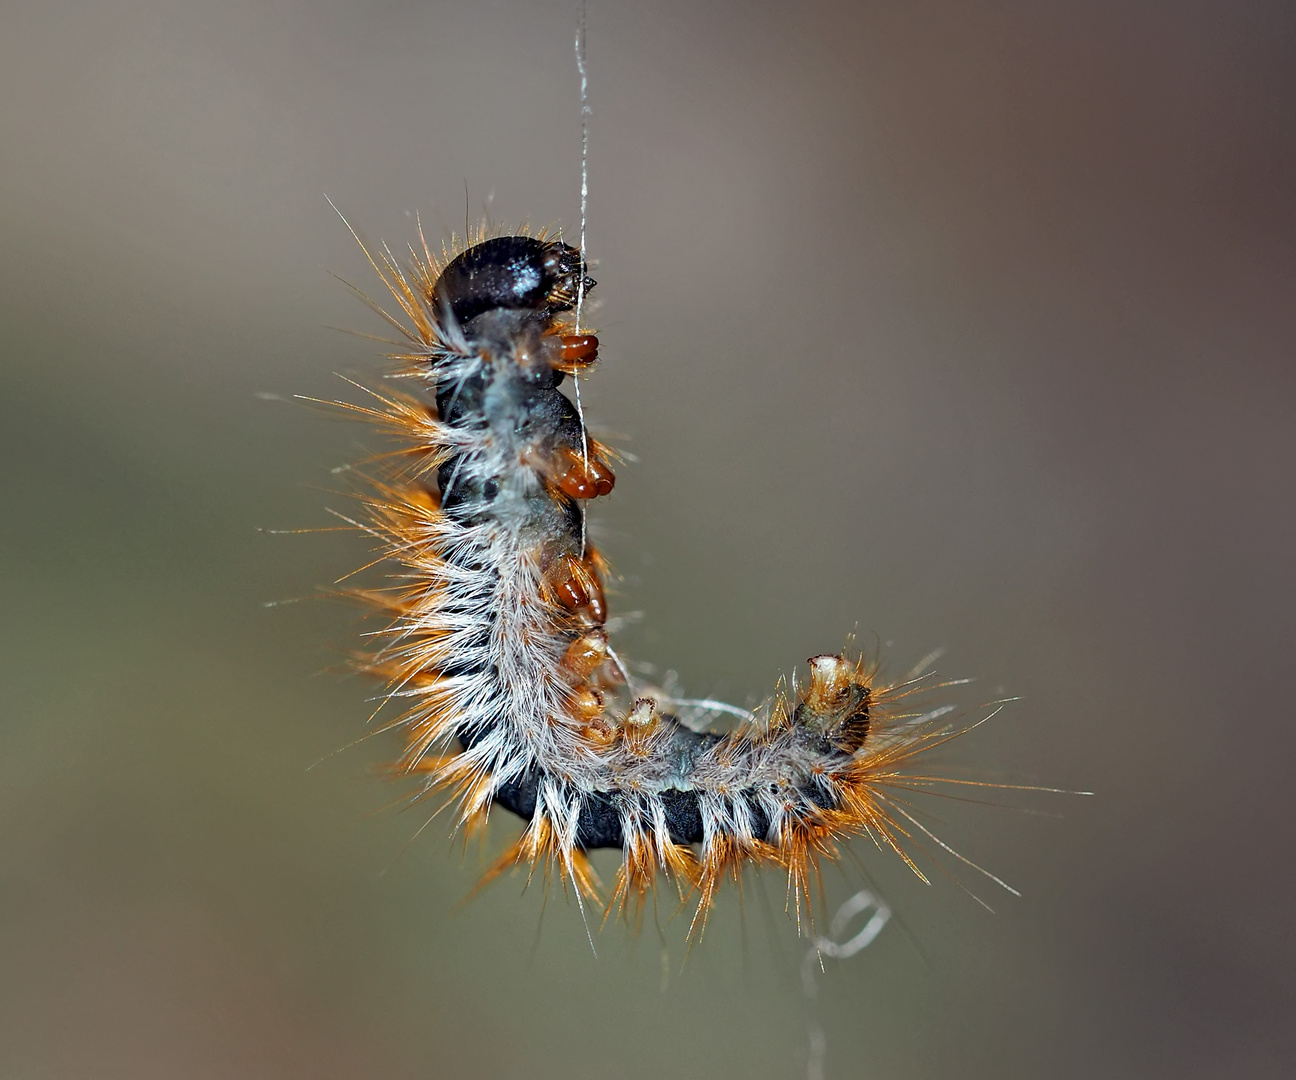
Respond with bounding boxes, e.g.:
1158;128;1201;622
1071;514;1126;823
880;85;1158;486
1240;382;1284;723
334;224;984;935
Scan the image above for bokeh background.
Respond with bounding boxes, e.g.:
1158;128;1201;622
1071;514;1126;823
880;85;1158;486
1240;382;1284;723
2;1;1293;1077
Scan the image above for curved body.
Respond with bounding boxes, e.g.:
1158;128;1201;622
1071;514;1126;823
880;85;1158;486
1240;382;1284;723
340;228;969;930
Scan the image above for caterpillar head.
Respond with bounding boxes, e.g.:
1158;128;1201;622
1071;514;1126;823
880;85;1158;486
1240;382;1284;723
432;236;596;327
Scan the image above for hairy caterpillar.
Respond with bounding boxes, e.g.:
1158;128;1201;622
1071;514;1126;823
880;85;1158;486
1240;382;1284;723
326;220;1013;937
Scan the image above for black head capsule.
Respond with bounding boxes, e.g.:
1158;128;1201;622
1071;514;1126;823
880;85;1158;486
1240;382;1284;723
432;236;596;329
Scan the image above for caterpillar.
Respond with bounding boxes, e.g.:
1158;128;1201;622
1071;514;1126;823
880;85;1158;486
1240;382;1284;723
326;220;1009;937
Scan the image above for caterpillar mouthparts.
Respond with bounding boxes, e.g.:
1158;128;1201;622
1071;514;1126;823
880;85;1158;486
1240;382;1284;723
328;222;998;936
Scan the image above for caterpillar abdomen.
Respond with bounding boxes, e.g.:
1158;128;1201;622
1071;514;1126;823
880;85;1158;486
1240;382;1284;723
341;226;962;931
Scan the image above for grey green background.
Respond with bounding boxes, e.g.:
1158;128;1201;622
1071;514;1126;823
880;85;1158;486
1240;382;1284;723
2;1;1293;1077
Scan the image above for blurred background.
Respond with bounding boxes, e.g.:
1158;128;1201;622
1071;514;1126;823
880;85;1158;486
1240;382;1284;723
2;1;1293;1077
